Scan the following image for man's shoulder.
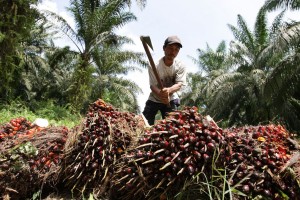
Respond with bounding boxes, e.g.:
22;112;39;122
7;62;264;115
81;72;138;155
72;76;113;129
174;59;186;69
157;57;165;65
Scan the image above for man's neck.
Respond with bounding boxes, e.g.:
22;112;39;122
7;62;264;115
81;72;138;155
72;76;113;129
163;57;174;67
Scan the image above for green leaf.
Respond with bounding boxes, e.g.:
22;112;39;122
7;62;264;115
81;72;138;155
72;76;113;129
31;190;42;200
88;193;94;200
12;142;39;157
231;188;247;197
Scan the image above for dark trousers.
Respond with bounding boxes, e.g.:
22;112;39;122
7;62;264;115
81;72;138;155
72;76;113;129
142;100;178;125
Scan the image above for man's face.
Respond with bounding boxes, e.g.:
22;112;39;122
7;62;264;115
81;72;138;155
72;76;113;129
164;43;181;60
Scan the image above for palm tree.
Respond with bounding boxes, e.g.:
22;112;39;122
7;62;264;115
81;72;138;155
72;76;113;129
202;7;300;131
19;14;58;102
15;11;78;108
90;37;147;113
180;72;207;110
263;0;300;11
0;0;39;101
193;41;232;73
39;44;78;106
181;41;233;116
263;47;300;131
44;0;143;111
262;21;300;131
261;0;300;131
202;8;282;126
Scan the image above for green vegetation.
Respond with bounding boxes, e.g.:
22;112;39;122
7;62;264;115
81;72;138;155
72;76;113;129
0;0;147;115
181;3;300;132
0;1;299;199
0;100;82;128
0;0;299;131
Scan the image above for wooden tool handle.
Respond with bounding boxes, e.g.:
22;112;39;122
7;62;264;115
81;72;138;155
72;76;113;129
140;36;171;107
140;37;163;89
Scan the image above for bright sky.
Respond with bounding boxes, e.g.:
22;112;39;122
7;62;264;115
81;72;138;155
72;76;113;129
38;0;300;111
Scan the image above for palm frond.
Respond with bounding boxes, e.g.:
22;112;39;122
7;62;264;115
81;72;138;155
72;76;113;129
206;79;244;121
203;72;243;97
123;0;147;10
277;21;300;48
227;24;241;43
97;76;142;112
229;41;251;66
264;52;300;105
260;22;300;59
263;0;300;11
181;72;206;107
42;9;84;53
269;10;286;39
272;98;300;131
236;15;255;52
254;8;268;48
193;41;231;73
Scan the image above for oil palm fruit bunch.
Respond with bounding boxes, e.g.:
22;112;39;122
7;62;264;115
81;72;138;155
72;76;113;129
111;106;226;199
0;125;69;200
0;117;34;141
61;99;145;197
223;124;300;199
26;126;69;173
0;141;39;200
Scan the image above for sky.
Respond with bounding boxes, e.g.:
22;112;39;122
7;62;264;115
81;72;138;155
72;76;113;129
38;0;300;111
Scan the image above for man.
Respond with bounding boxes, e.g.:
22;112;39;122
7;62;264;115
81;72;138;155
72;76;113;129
142;35;187;125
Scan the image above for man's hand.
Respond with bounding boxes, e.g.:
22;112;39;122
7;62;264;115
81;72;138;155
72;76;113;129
159;88;170;104
150;85;171;105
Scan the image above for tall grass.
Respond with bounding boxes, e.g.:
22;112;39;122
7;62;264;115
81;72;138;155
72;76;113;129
171;147;243;200
0;100;82;128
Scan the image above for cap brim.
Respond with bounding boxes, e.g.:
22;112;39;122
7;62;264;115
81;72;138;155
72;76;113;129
167;42;182;48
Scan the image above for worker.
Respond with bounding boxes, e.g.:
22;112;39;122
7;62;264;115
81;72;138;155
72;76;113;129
142;35;187;125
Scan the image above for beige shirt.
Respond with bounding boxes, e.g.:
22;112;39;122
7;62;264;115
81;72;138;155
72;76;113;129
148;58;187;103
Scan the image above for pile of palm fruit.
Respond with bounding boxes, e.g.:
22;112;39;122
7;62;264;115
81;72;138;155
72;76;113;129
0;99;299;200
110;106;300;199
0;118;69;199
60;99;145;197
110;106;226;199
0;117;36;140
223;125;300;199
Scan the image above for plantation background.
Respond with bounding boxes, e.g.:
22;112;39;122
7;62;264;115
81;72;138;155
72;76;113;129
1;0;300;133
0;0;300;199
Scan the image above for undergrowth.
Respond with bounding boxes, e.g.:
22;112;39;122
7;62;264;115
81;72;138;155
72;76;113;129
0;100;82;128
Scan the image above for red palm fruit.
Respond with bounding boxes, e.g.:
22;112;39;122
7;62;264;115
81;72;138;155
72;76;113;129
136;150;143;158
200;146;206;154
189;136;196;143
173;127;179;134
242;185;250;193
187;165;195;175
177;138;184;144
261;156;268;164
236;171;244;178
255;160;262;168
164;156;172;163
263;189;272;197
207;143;215;152
160;140;169;148
156;156;164;162
172;162;179;171
203;154;210;162
252;132;260;139
193;150;201;159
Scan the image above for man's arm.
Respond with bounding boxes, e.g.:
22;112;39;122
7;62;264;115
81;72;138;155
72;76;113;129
163;82;183;95
150;82;183;104
150;85;169;104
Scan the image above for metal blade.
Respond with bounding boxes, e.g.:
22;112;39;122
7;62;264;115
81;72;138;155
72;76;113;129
140;36;154;50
